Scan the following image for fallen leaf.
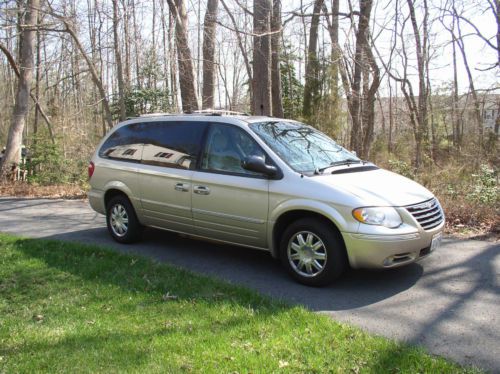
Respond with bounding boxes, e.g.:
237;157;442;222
162;292;178;301
279;360;289;368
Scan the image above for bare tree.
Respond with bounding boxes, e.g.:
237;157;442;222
452;3;484;142
377;0;432;167
407;0;430;167
0;0;38;179
202;0;219;109
113;0;126;120
326;0;380;158
302;0;323;118
220;0;253;103
252;0;272;115
271;0;284;117
167;0;199;112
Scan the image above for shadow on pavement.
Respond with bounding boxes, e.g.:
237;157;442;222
45;226;423;312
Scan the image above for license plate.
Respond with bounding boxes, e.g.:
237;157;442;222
430;232;442;252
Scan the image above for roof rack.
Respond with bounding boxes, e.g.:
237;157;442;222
138;112;172;117
188;109;249;116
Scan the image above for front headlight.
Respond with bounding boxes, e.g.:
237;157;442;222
352;207;402;228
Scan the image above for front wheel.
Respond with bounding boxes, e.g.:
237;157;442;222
280;218;347;286
106;195;142;244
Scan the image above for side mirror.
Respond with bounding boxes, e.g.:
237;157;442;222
242;155;279;178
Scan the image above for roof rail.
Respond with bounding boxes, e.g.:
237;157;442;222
189;109;249;116
138;112;172;117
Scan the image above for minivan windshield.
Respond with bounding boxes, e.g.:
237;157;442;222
249;121;360;174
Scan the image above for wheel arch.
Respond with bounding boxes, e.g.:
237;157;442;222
269;201;348;259
102;181;141;215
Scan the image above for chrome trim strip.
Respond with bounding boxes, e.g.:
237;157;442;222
351;233;420;241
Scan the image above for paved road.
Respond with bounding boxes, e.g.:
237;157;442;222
1;197;499;371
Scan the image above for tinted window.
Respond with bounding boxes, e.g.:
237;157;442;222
201;124;267;176
141;121;207;170
99;123;143;162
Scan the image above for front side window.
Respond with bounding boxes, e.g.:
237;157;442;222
250;121;360;174
141;121;207;170
99;123;143;162
201;124;267;176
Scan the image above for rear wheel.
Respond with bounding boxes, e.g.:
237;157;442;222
106;195;142;243
280;218;346;286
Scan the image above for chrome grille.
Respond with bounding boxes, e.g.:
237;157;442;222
405;198;444;231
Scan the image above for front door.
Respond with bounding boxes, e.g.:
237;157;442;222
191;123;270;248
138;120;207;234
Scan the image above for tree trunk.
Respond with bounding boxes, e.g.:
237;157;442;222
159;0;169;93
302;0;323;118
113;0;127;120
252;0;272;116
167;0;199;112
168;11;179;111
450;16;461;148
388;81;393;153
454;7;483;143
121;0;131;89
0;0;38;179
330;0;340;130
33;16;41;140
202;0;219;109
131;0;141;89
271;0;284;117
349;0;370;155
66;24;113;129
407;0;429;167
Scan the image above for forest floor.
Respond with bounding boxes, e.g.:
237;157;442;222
0;182;86;200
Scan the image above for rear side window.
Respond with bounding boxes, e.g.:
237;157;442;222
99;123;143;162
140;121;207;170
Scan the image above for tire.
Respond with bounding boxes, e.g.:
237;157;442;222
279;217;347;286
106;195;142;244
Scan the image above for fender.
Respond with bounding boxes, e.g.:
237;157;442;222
267;198;356;258
103;180;142;215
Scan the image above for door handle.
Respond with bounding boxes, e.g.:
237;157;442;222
174;182;189;192
193;185;210;195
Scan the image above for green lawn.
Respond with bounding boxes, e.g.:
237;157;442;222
0;233;479;373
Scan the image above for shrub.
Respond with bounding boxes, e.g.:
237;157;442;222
26;136;88;186
466;164;499;205
387;159;415;179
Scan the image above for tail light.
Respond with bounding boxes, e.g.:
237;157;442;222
88;161;95;179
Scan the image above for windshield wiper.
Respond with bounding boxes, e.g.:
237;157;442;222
316;159;362;174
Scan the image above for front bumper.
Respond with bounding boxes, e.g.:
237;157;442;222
342;222;444;269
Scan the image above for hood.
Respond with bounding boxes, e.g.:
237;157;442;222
315;167;433;206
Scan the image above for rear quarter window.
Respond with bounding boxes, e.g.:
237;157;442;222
98;123;144;162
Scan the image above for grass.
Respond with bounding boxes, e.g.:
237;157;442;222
0;234;481;373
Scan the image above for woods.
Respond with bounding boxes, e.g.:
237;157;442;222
0;0;498;186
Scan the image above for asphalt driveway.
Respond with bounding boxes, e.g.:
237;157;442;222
0;197;498;371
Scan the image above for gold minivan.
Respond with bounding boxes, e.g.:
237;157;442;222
88;113;444;286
